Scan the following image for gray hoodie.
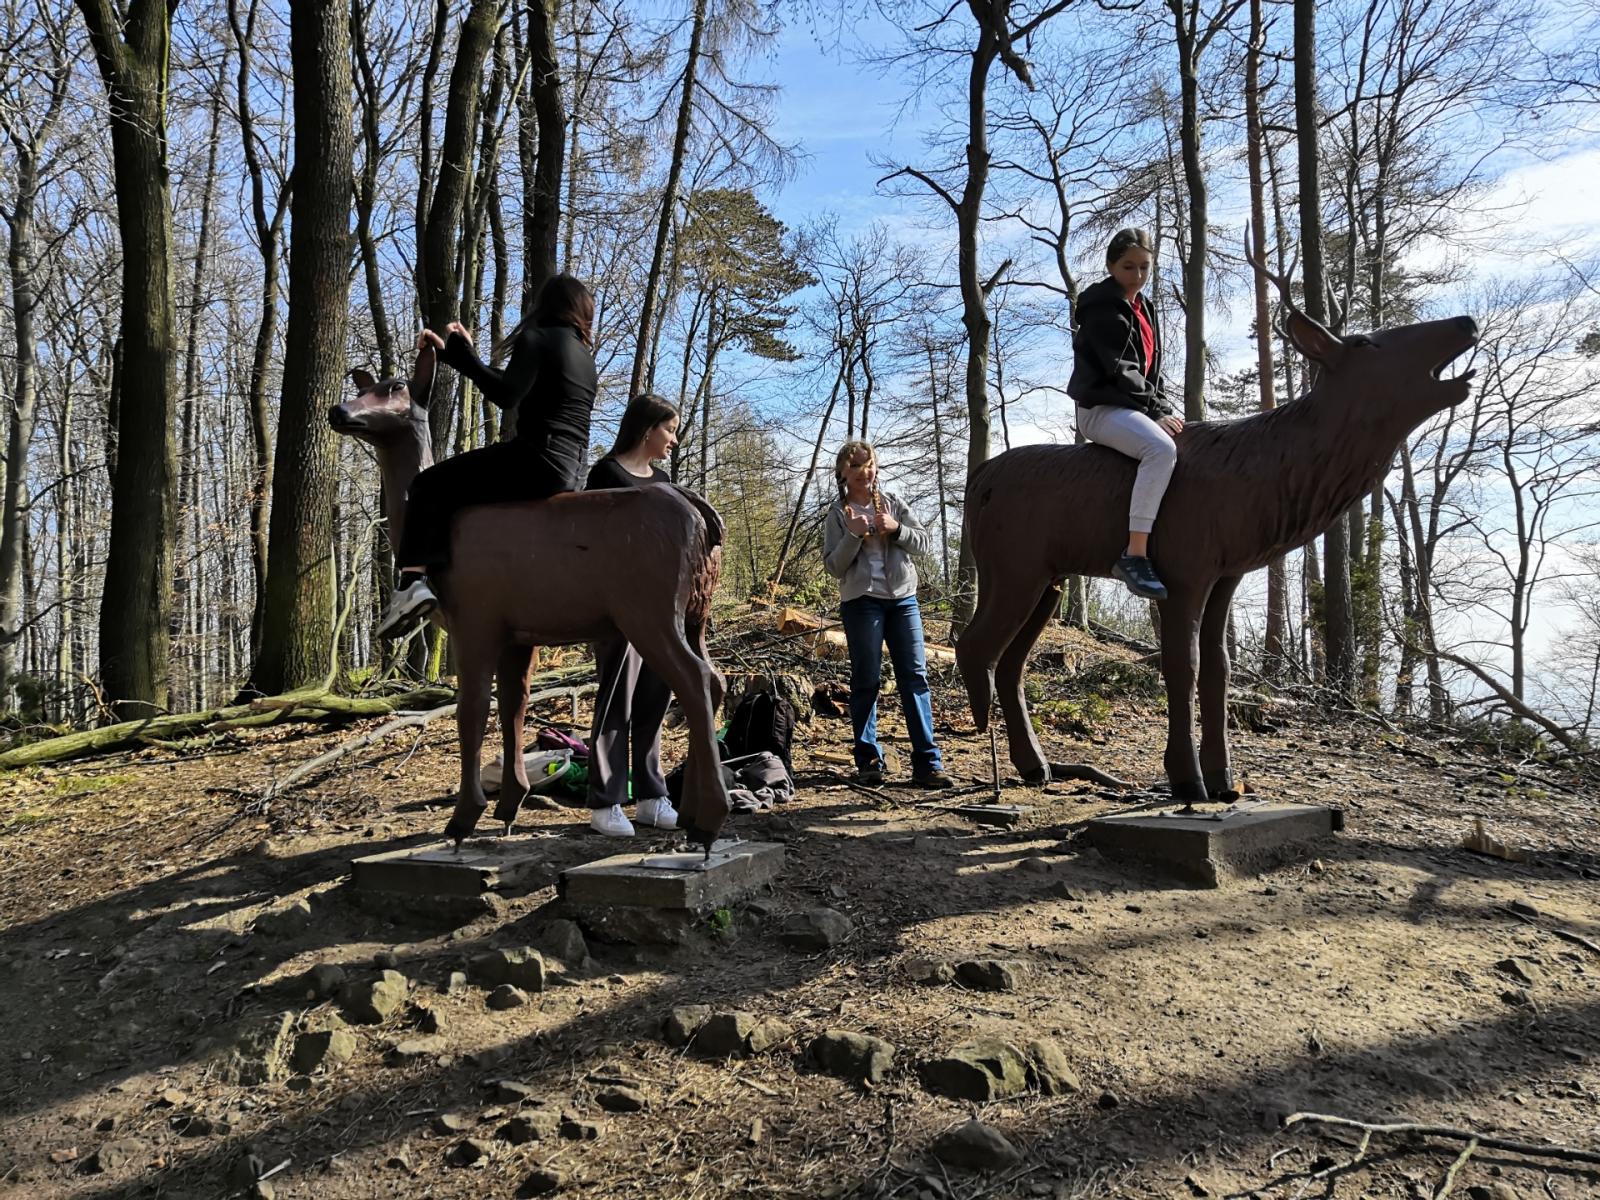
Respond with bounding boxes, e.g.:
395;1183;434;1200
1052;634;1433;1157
822;490;933;602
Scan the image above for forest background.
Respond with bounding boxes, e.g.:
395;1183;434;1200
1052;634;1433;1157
1;0;1598;752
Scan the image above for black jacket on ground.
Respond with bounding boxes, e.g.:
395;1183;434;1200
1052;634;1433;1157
440;323;598;494
1065;276;1173;418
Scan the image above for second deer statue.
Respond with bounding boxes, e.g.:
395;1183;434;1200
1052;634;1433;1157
956;251;1479;805
330;343;731;847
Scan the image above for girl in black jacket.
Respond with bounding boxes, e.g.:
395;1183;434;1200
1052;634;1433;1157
1065;228;1185;600
377;275;599;637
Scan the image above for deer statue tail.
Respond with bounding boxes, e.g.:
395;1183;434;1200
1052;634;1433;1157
954;455;1010;732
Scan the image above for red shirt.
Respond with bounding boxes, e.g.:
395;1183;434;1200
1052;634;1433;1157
1130;294;1155;376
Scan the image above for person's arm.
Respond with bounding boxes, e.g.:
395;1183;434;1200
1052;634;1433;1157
440;327;544;412
822;504;864;578
884;493;933;558
1078;306;1158;409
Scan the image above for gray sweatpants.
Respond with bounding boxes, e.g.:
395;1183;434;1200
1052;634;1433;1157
1075;404;1177;534
586;636;672;809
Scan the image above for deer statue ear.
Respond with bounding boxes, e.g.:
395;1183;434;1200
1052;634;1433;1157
350;368;377;391
411;343;437;409
1284;310;1347;372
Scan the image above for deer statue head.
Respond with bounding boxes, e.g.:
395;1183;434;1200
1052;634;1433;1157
328;342;438;553
1246;225;1479;440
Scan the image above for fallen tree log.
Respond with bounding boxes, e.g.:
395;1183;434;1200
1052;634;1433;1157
0;686;454;770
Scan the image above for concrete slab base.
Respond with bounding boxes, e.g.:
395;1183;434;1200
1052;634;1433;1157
558;840;784;944
352;837;559;898
1085;802;1343;887
953;804;1029;827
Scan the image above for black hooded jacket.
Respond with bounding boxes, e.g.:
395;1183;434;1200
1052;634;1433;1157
1065;276;1173;418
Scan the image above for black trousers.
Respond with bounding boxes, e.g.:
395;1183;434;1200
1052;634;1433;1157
396;440;570;569
586;635;673;809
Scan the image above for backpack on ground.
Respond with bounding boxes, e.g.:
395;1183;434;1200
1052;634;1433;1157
723;689;795;774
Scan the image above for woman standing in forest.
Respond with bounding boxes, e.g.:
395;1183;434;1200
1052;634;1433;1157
580;394;683;836
376;274;598;637
822;440;953;789
1066;227;1185;601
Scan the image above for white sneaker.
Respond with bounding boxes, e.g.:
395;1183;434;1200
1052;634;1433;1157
376;577;438;639
634;798;679;830
589;804;634;837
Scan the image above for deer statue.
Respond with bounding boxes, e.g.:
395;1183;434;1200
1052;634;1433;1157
956;240;1479;805
329;342;730;847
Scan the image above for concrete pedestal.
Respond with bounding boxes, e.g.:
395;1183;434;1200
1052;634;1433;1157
1085;802;1343;887
352;839;557;897
559;840;785;944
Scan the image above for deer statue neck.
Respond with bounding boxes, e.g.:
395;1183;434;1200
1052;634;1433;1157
378;413;434;556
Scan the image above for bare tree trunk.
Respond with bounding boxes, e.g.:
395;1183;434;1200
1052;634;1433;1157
351;0;396;377
252;0;354;694
172;48;229;711
77;0;181;715
1245;0;1288;677
1295;0;1354;695
420;0;502;457
521;0;565;302
229;0;290;670
630;0;707;398
769;352;850;590
0;39;69;704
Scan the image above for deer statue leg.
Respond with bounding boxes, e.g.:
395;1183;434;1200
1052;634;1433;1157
687;616;725;715
443;628;499;845
955;561;1055;737
993;582;1064;784
1197;575;1242;800
626;616;728;851
492;643;537;833
1158;584;1209;808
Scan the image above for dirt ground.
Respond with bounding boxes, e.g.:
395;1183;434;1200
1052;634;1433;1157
1;619;1598;1200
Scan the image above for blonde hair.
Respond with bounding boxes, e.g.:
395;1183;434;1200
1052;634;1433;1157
834;439;888;537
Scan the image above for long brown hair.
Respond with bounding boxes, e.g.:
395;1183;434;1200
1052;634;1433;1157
610;393;679;457
495;274;595;359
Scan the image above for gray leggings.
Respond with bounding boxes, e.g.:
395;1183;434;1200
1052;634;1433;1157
1075;404;1177;535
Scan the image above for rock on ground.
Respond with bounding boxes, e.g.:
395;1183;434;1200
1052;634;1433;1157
810;1029;897;1085
931;1119;1021;1171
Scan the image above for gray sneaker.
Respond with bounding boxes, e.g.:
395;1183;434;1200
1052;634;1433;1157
376;577;439;639
1112;555;1168;601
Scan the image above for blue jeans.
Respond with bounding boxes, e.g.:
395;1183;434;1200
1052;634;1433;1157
840;595;943;775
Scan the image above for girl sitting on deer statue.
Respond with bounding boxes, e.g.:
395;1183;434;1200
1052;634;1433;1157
1066;227;1185;601
376;274;598;637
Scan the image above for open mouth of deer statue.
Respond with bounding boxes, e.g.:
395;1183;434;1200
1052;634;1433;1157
1428;318;1479;399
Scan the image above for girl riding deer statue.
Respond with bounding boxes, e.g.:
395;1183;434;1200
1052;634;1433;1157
329;278;728;848
956;231;1479;805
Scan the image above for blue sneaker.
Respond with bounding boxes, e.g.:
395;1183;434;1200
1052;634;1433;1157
1112;555;1168;601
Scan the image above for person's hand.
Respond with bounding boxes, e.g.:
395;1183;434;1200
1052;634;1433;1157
418;328;445;350
844;506;874;537
1158;414;1185;436
445;321;473;345
877;511;900;536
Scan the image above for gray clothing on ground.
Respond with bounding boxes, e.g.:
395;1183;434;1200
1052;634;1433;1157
1075;403;1177;535
822;490;934;602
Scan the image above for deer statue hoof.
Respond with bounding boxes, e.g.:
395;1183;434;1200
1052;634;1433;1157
1020;765;1051;786
1170;779;1209;810
1202;769;1239;801
443;807;484;845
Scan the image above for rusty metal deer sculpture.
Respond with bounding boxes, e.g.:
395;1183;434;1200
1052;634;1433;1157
956;242;1478;804
329;343;729;846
